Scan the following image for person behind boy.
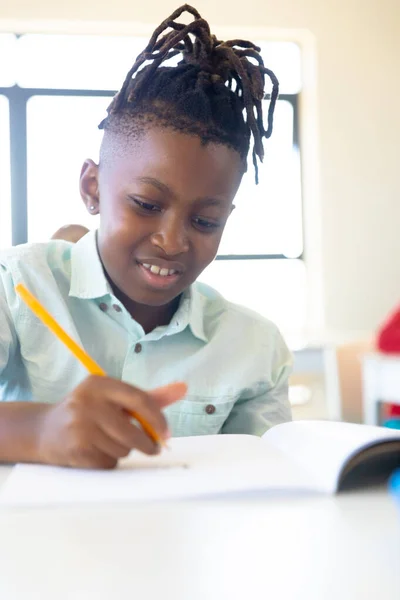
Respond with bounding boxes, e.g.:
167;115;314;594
0;4;292;469
51;224;90;244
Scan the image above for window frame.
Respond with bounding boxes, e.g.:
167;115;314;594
1;83;302;261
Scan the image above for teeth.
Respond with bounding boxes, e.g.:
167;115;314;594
141;263;178;277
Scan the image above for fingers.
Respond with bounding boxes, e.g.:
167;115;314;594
149;382;188;408
67;442;118;470
82;376;171;442
92;403;161;456
91;425;132;460
66;377;188;466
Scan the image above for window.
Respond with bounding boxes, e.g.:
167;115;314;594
0;95;11;249
0;33;305;332
218;99;302;257
26;95;106;241
200;258;306;332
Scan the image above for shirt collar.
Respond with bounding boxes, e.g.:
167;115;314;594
69;230;111;299
69;230;208;343
166;285;208;343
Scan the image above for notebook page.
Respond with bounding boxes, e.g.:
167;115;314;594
0;434;312;506
262;420;400;493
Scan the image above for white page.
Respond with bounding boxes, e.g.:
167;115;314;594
0;434;314;507
263;420;400;493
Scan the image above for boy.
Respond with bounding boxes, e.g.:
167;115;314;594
0;5;292;469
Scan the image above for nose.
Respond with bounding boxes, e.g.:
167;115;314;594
150;214;189;256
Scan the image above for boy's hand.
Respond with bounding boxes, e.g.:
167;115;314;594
35;376;187;469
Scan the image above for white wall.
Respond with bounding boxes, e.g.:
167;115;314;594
1;0;400;333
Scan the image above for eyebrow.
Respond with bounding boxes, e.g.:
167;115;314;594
136;176;225;207
136;177;172;195
195;198;224;207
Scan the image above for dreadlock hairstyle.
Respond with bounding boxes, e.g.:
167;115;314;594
98;4;279;184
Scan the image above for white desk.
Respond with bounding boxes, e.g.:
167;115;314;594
292;344;341;420
0;466;399;600
362;353;400;425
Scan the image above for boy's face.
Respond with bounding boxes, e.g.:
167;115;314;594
80;127;243;308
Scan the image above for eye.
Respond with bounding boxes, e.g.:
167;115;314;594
131;198;161;213
192;216;221;232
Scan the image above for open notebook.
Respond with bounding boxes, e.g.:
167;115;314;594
1;420;400;506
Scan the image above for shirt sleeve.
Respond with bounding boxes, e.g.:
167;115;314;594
221;326;293;436
0;264;18;378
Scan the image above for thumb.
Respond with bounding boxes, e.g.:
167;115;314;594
149;382;188;408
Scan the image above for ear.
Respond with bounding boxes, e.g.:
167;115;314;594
80;159;100;215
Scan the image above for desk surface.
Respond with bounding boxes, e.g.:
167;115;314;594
0;465;399;600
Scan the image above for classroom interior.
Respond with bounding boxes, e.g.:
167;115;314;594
0;2;399;599
1;0;399;427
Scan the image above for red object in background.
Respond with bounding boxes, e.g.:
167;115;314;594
388;404;400;416
377;305;400;354
376;304;400;418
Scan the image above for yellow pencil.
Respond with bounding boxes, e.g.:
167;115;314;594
15;283;165;449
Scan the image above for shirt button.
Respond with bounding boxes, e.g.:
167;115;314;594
205;404;216;415
134;343;142;354
99;302;108;312
112;304;122;313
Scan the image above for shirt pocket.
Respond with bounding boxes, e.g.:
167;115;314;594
165;395;236;437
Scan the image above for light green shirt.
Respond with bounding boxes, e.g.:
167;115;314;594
0;231;292;436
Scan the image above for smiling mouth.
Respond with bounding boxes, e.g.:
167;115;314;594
136;261;183;290
140;262;179;277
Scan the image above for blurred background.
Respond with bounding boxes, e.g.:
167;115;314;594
0;0;399;424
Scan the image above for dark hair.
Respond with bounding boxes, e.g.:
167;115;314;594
99;4;279;183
